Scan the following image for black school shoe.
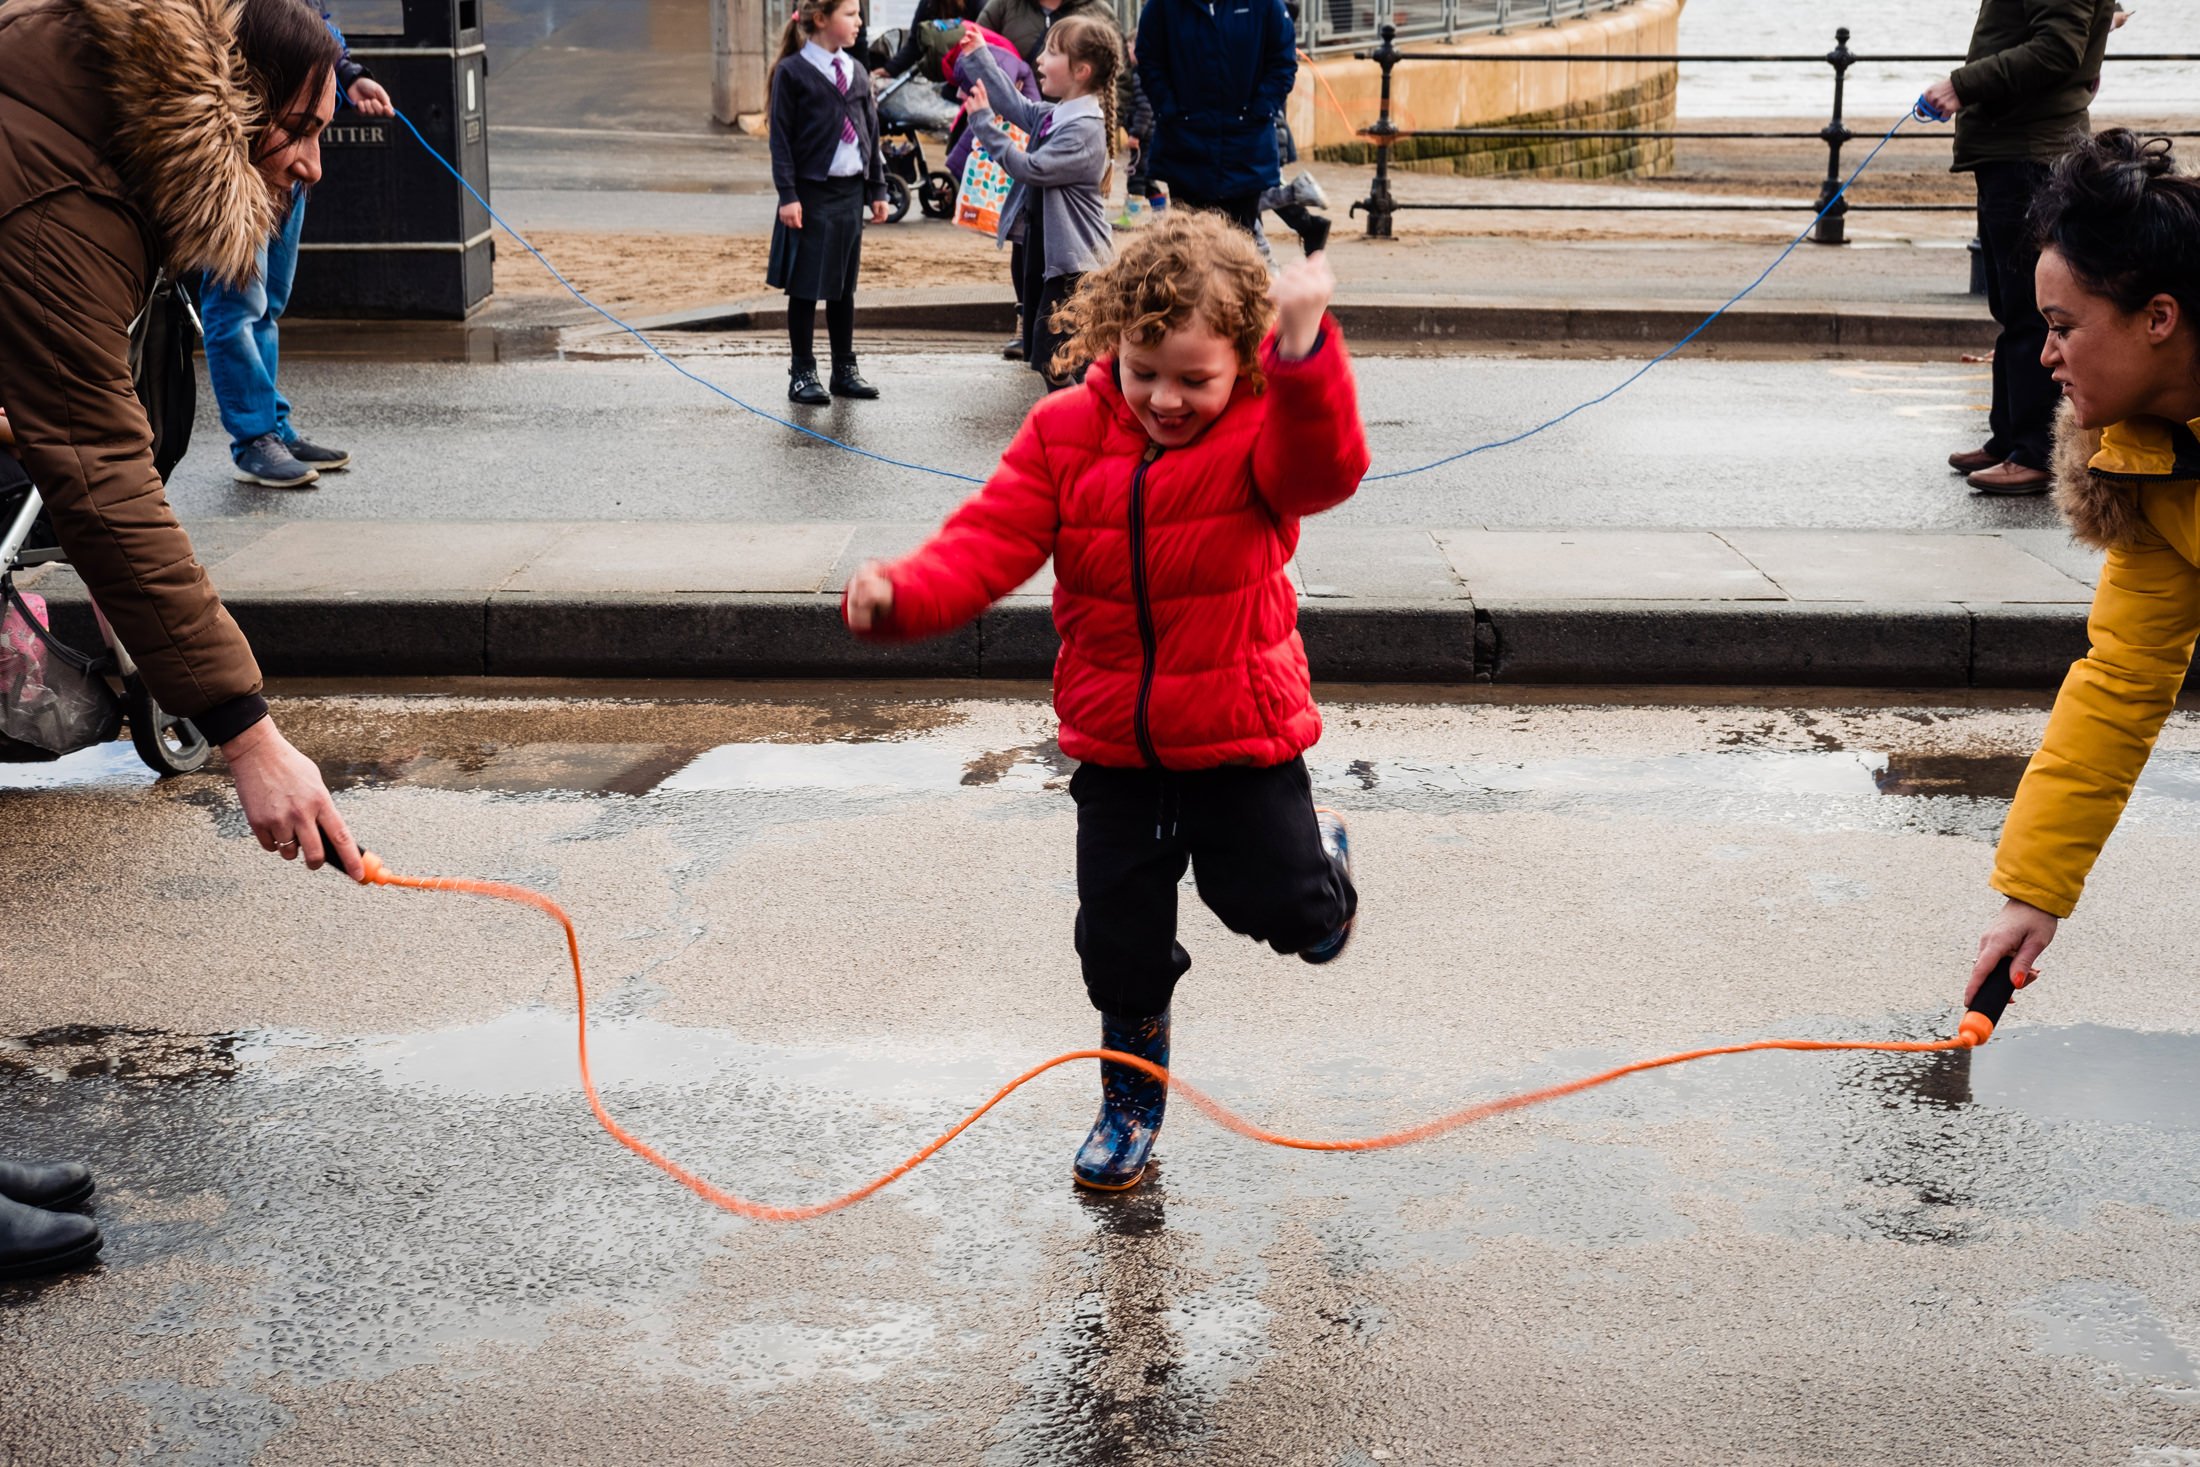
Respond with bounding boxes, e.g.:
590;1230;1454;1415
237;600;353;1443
0;1159;93;1210
788;365;830;406
1299;809;1356;964
1073;1009;1170;1191
0;1193;101;1281
830;360;880;400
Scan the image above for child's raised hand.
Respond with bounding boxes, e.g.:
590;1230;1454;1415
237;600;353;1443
778;201;804;230
965;79;991;115
843;561;896;632
1269;253;1335;362
956;25;983;55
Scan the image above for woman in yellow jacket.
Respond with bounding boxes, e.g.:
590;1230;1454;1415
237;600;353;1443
1973;129;2200;998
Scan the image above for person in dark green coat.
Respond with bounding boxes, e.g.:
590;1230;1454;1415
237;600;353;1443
1922;0;2117;497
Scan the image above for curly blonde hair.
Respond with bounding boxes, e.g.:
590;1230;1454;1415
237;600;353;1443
1052;209;1276;387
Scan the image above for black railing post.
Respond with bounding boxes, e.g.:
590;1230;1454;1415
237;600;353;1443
1362;23;1400;239
1811;26;1854;245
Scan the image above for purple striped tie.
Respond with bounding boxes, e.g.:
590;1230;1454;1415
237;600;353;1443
832;57;857;144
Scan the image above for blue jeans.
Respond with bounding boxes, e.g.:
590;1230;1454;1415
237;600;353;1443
199;186;307;459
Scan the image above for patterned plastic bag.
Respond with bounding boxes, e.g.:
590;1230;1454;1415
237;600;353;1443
1;577;121;761
954;121;1027;236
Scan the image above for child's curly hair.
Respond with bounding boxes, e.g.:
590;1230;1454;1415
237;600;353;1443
1052;209;1276;389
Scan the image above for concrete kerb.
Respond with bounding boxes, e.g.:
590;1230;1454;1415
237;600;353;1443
593;293;1994;352
22;566;2089;687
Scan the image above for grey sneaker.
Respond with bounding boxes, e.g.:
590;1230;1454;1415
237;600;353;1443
232;433;318;488
285;436;351;471
1281;170;1330;211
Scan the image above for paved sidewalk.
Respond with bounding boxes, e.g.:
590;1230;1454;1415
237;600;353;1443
28;520;2104;687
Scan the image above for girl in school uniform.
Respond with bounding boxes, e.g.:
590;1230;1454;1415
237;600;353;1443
955;15;1124;389
768;0;890;406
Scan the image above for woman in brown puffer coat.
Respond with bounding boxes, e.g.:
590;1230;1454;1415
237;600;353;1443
0;0;361;880
0;0;367;1281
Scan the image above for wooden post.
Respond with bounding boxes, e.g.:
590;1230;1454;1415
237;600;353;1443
713;0;775;128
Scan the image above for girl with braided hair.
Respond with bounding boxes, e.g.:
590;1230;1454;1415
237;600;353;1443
954;15;1121;388
842;211;1369;1191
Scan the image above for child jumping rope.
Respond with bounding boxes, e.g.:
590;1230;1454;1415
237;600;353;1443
842;211;1367;1191
955;16;1122;390
767;0;889;407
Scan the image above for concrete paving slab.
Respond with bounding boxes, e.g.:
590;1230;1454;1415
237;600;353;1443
1996;527;2107;591
506;522;853;594
1295;526;1466;600
1726;530;2095;604
207;521;570;595
1437;529;1783;601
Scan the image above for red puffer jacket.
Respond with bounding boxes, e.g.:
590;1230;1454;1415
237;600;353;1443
852;321;1370;769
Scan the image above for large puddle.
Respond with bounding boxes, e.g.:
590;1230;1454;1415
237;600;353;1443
22;733;2200;810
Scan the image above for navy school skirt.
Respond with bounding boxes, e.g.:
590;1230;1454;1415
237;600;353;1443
767;175;866;302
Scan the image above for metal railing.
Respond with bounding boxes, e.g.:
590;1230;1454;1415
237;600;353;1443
1349;25;2200;240
1111;0;1630;59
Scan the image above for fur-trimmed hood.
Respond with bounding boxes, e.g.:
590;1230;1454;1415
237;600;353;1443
2051;398;2200;550
0;0;273;285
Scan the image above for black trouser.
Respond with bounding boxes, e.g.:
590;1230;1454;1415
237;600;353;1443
1974;159;2058;471
787;295;855;373
1071;757;1356;1018
1171;191;1264;234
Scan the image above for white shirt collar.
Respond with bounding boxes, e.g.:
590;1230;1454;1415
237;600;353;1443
1051;93;1102;124
802;40;849;74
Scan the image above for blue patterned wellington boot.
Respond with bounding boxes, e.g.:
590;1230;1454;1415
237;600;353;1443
1073;1009;1172;1191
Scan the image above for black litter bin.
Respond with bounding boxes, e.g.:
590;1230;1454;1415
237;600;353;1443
291;0;493;319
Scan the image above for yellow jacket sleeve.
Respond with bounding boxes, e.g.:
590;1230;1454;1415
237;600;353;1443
1992;522;2200;917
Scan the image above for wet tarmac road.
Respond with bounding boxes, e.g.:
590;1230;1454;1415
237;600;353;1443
5;686;2199;1463
159;353;2061;533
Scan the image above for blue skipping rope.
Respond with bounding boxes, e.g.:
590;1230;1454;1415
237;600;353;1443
392;99;1951;487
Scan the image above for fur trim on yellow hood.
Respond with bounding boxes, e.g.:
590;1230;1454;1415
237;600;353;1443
2049;400;2135;550
2053;400;2200;550
78;0;274;287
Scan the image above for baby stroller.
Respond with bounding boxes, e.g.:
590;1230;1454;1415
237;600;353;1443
875;70;960;223
0;275;211;776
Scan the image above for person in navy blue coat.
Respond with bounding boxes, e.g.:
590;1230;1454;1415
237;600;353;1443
1134;0;1297;231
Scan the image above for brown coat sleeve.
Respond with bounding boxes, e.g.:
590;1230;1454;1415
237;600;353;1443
0;188;263;724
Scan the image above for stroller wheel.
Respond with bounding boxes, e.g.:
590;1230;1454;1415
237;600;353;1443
124;674;209;776
919;171;956;220
883;175;912;224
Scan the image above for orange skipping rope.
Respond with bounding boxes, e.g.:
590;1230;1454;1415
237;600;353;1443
353;852;2021;1224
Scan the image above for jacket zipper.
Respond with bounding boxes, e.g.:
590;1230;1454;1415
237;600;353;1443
1129;443;1164;769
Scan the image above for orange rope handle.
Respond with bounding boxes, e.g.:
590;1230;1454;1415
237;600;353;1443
355;854;1979;1222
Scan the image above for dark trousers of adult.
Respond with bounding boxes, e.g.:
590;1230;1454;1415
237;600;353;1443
1071;757;1356;1019
787;295;855;374
1975;159;2058;471
1171;192;1264;234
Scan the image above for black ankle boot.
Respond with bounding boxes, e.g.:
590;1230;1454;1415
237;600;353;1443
1074;1009;1170;1191
830;360;880;400
0;1159;93;1210
0;1193;101;1281
788;363;829;406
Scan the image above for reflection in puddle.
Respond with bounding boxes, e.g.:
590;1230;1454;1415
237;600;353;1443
2019;1280;2200;1387
18;720;2200;815
0;742;161;790
1972;1025;2200;1132
359;1008;1022;1101
662;740;1070;794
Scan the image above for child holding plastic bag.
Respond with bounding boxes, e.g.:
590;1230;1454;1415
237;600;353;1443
956;16;1122;387
841;212;1367;1192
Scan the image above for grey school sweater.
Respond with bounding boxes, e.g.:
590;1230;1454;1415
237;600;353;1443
961;44;1113;280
